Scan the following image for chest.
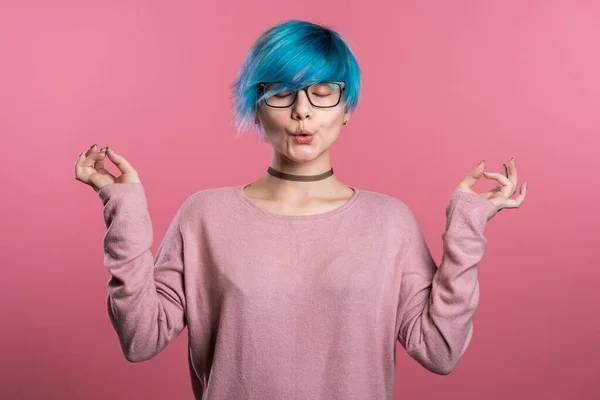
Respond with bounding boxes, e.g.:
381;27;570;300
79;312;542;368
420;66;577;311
246;197;353;216
242;184;356;216
204;223;401;309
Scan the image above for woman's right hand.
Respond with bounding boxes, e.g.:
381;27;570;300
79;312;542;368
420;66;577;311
74;144;142;193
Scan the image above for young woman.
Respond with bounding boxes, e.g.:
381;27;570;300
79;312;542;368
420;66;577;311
74;19;527;400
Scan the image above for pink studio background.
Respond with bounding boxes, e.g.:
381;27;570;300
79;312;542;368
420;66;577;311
1;1;598;399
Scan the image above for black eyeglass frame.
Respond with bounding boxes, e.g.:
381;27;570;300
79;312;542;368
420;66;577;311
257;81;346;108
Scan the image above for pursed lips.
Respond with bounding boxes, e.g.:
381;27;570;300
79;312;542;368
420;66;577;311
291;129;314;136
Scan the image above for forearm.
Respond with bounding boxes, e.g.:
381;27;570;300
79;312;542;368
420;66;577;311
99;183;186;362
399;190;497;374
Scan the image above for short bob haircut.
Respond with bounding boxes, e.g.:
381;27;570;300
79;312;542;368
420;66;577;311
231;20;362;142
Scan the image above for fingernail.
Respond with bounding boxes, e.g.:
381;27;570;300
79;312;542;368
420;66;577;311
90;143;97;149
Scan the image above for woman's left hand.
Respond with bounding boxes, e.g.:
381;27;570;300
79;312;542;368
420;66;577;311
456;158;528;212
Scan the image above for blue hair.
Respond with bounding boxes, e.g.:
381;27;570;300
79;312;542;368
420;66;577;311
231;20;362;142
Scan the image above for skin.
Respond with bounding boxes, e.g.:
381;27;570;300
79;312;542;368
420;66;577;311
74;86;527;213
245;86;355;209
459;158;528;212
247;87;527;212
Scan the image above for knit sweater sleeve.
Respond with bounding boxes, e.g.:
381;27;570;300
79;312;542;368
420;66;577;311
97;182;187;362
397;190;498;374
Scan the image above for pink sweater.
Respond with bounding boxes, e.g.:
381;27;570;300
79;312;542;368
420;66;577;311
98;182;498;399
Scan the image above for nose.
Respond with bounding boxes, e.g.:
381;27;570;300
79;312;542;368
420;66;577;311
291;89;312;121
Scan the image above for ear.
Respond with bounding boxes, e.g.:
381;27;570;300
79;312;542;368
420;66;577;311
343;109;352;125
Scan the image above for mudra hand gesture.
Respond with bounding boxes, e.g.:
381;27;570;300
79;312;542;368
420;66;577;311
457;158;528;212
74;144;141;193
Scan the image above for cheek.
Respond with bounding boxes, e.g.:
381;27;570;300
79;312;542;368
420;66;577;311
260;110;286;129
259;107;345;131
322;111;345;127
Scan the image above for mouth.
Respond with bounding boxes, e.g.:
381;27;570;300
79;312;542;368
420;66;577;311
291;129;314;137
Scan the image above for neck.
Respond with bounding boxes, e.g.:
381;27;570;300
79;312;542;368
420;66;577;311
269;153;332;175
252;169;341;202
267;166;333;181
251;152;342;199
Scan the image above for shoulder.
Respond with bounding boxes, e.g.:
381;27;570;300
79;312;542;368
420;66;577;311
357;188;415;216
187;185;233;203
348;189;424;247
354;188;421;232
175;185;235;214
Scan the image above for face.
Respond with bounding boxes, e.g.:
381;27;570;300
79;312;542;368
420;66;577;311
256;82;351;162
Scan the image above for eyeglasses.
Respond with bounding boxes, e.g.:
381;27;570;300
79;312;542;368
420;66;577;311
257;81;346;108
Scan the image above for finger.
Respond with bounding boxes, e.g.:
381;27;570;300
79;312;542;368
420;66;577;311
75;144;102;179
482;171;513;189
95;148;118;180
75;144;97;168
95;147;108;170
74;151;84;166
74;152;86;178
75;146;99;168
502;182;528;209
459;160;487;188
82;151;106;168
507;157;518;192
104;148;137;175
493;163;508;189
483;171;515;199
85;143;98;157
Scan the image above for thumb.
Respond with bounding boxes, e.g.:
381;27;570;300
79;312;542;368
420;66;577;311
473;159;486;176
103;147;137;175
103;147;119;159
459;160;486;188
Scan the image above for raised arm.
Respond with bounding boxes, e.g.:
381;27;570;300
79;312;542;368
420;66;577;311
99;182;187;362
396;190;498;374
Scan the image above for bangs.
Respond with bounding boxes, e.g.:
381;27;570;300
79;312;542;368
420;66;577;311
255;33;350;100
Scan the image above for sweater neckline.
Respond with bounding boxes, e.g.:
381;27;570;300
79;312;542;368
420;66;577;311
234;183;362;221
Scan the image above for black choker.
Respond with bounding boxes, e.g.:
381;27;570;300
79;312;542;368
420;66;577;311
267;166;334;182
